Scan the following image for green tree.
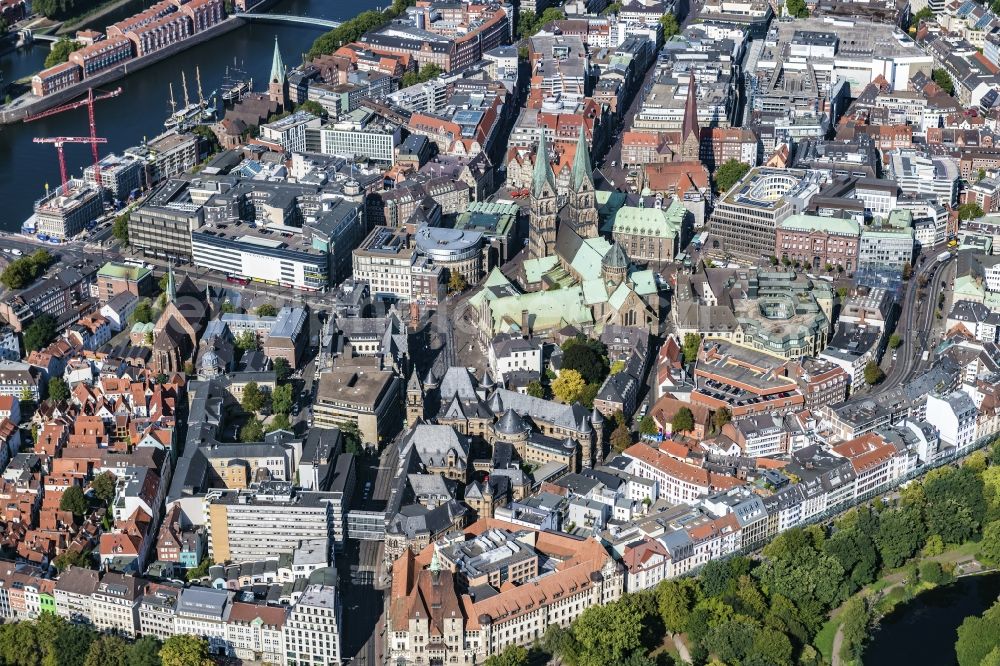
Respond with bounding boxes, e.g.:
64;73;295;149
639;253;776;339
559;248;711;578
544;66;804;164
888;333;903;349
824;526;879;590
297;100;327;118
552;369;587;404
703;616;759;666
84;636;128;666
340;420;363;454
682;333;701;364
714;159;751;193
241;381;265;414
448;270;469;293
913;6;933;24
786;0;809;16
185;557;213;582
657;577;700;634
959;202;985;220
91;471;117;505
220;301;237;314
638;415;658;436
112;213;129;244
400;62;444;88
561;337;609;384
239;418;265;443
956;600;1000;666
271;382;294;415
699;556;751;598
610;360;625;375
713;407;732;432
44;39;81;68
659;13;680;38
571;595;650;666
59;485;88;517
864;360;885;385
0;619;40;666
267;413;292;433
874;506;924;567
47;376;69;403
923;466;985;544
933;68;955;95
483;644;529;666
160;635;213;666
611;422;632;452
53;548;91;572
671;407;695;434
919;560;949;585
235;330;258;352
23;314;57;352
526;380;545;398
125;636;162;666
272;357;291;382
980;520;1000;565
131;299;155;325
838;596;871;662
256;303;278;317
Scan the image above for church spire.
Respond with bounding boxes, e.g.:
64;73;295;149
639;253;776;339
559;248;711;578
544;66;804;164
572;124;594;191
270;36;285;85
166;264;176;303
682;71;700;143
531;132;557;198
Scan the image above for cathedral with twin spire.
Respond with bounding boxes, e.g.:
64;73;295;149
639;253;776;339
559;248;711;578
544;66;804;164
470;126;660;343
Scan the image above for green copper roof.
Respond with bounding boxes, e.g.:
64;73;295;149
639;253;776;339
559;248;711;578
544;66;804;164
887;209;913;230
608;282;632;310
582;278;609;305
572;125;594;191
532;132;557;197
270;36;285;85
778;214;860;236
602;242;629;269
954;275;985;300
98;262;151;281
524;256;559;283
570;236;613;282
488;287;593;334
631;270;658;296
611;204;682;239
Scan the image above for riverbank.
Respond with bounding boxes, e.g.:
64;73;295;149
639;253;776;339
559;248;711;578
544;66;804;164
819;541;993;666
54;0;138;35
0;15;245;124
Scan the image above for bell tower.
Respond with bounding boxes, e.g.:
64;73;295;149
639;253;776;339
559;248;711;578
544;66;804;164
568;125;599;238
528;133;559;260
268;36;288;109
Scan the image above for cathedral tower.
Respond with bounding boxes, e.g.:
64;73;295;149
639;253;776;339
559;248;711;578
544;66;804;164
528;133;559;260
568;125;600;238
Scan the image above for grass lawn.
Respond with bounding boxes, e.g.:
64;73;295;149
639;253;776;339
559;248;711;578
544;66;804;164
815;617;840;664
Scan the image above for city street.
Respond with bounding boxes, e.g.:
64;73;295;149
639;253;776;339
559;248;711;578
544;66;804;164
880;248;955;391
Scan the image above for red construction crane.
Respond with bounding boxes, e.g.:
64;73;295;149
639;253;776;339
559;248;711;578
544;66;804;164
33;136;109;190
25;87;122;185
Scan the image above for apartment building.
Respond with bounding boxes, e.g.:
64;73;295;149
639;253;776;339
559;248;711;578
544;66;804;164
205;481;334;564
283;585;342;666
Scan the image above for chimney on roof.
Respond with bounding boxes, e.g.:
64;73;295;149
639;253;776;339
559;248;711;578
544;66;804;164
521;309;529;335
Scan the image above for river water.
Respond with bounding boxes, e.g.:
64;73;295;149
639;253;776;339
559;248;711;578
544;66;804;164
864;572;1000;665
0;0;381;231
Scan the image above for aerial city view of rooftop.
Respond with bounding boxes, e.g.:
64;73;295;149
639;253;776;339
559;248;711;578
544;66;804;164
2;0;1000;663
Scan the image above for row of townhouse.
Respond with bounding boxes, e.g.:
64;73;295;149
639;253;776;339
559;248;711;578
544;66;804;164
0;565;343;666
611;423;956;593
